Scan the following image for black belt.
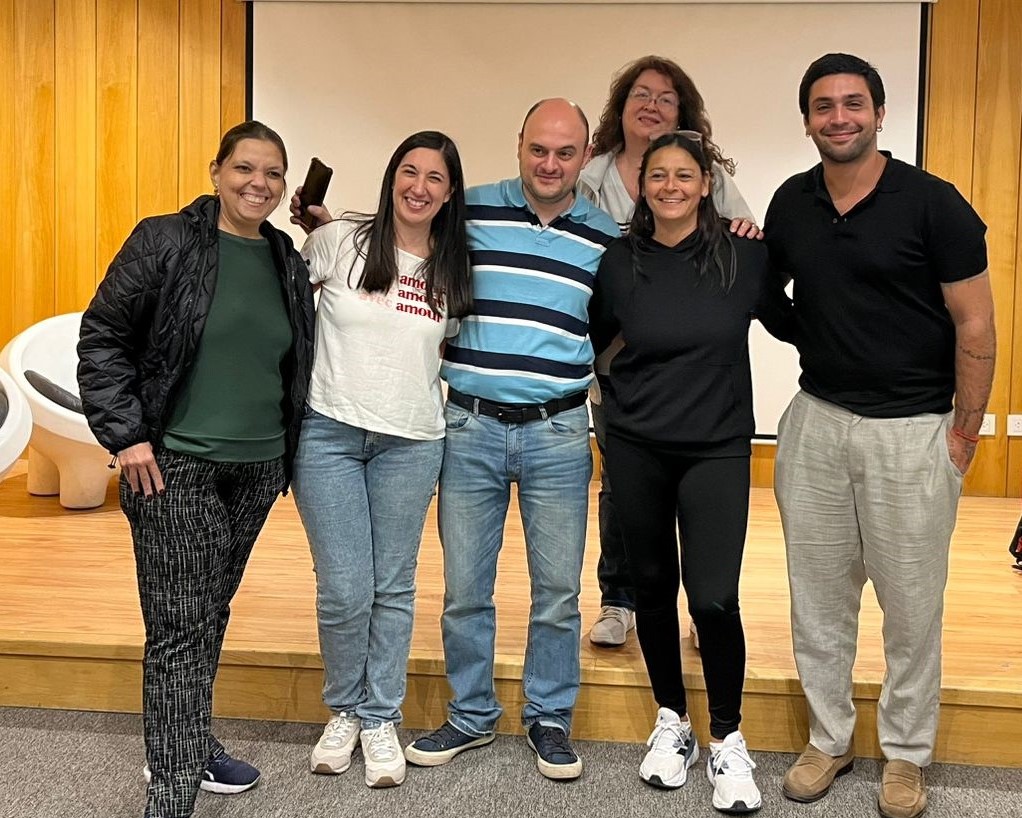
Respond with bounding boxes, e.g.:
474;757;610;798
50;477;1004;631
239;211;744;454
448;387;587;424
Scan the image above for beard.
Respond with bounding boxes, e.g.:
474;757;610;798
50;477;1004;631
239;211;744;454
811;126;877;164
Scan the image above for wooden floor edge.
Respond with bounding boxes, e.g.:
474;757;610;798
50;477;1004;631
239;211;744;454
3;640;1018;711
3;650;1022;769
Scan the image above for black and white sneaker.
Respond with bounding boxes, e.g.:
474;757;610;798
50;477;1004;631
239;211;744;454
706;731;762;813
404;721;494;767
639;707;699;789
143;738;260;795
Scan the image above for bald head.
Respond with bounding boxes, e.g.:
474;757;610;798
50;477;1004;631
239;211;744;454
517;97;592;224
520;98;590;145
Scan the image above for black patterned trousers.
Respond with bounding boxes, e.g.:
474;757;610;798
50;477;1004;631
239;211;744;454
120;448;284;818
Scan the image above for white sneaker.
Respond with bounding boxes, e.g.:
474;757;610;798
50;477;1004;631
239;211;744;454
361;722;406;788
310;712;360;774
589;606;635;646
639;707;699;789
706;731;762;813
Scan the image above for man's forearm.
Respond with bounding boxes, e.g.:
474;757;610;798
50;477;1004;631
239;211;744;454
952;316;996;434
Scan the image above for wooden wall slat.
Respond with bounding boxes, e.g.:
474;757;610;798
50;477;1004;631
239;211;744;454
12;2;56;337
55;0;97;315
924;0;980;196
96;1;138;281
0;0;15;345
1002;9;1022;497
179;0;222;205
220;0;247;135
966;0;1022;496
138;0;180;219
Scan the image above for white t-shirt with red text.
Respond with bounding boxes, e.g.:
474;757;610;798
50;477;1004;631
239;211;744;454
301;220;455;440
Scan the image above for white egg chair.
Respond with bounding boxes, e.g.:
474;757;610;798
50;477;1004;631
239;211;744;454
0;312;115;509
0;368;32;482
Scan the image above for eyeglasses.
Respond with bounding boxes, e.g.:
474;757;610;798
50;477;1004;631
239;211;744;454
628;87;680;110
673;129;704;143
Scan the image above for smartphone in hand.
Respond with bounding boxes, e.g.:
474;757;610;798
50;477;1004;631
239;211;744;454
298;157;333;229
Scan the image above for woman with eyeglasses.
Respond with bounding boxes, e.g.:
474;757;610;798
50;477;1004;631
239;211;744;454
588;131;790;813
581;55;759;653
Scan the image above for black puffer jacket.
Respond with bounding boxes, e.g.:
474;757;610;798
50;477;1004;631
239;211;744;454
77;195;315;489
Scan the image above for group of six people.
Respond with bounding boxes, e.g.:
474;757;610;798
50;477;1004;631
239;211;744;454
76;51;995;818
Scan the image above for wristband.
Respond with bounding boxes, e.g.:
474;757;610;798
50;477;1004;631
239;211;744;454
951;426;980;443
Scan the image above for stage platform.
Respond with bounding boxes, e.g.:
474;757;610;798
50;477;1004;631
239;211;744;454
1;460;1019;767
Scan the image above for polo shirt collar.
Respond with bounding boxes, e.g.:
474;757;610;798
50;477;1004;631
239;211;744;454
806;150;904;201
501;176;588;223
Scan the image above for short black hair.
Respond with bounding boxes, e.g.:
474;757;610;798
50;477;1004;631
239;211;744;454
798;53;886;116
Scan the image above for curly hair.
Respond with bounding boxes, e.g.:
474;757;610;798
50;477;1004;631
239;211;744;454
591;55;735;175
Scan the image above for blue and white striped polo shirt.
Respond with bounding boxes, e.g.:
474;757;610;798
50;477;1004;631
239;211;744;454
441;178;620;404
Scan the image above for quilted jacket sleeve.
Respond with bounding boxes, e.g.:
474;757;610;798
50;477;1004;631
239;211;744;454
77;219;164;455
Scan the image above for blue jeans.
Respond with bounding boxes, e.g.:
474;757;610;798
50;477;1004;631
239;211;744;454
292;410;443;727
438;401;591;736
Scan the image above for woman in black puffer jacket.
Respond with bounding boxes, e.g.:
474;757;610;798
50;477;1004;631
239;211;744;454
77;121;314;818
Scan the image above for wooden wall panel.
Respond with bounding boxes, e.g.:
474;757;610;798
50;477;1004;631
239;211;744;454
0;0;15;345
96;2;138;283
924;0;979;196
138;0;180;219
220;0;247;134
968;0;1022;496
179;0;222;204
55;0;98;315
12;3;55;337
1011;149;1022;497
0;0;243;348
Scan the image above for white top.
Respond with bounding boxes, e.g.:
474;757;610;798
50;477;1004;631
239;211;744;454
301;220;454;440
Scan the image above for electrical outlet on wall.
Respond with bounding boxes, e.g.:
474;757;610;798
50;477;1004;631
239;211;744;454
979;414;996;436
1008;415;1022;437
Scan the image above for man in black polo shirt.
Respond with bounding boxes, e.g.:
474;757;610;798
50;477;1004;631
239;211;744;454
764;53;995;818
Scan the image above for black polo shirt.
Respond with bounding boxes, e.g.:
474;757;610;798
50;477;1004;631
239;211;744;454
764;154;987;418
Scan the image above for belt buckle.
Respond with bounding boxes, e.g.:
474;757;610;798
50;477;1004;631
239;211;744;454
496;406;521;423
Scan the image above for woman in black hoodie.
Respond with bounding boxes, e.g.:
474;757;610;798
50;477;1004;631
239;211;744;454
589;130;790;813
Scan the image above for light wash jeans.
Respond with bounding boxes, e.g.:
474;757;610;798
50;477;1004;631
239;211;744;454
437;400;591;737
292;409;443;728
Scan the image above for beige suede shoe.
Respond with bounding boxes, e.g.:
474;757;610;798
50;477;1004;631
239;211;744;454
782;743;855;802
879;759;927;818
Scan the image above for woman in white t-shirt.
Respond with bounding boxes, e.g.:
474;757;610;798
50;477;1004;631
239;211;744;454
289;131;472;789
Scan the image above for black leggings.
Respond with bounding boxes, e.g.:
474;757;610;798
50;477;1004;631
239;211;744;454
606;434;749;739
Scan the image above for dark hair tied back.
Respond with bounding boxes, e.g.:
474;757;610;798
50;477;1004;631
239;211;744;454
628;131;736;294
215;120;289;172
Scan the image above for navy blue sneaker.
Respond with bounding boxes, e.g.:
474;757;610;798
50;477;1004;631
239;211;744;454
404;721;494;766
142;739;260;794
203;739;260;793
527;723;582;780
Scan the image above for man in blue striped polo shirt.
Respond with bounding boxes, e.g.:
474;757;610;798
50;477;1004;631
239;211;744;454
405;99;619;780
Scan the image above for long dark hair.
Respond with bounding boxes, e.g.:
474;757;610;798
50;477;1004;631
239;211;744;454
346;131;472;318
591;55;735;176
629;132;736;293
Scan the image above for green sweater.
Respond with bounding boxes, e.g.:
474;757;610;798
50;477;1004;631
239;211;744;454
162;231;293;462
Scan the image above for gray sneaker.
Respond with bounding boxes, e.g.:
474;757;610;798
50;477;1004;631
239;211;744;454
361;722;406;788
589;605;635;646
310;712;360;774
